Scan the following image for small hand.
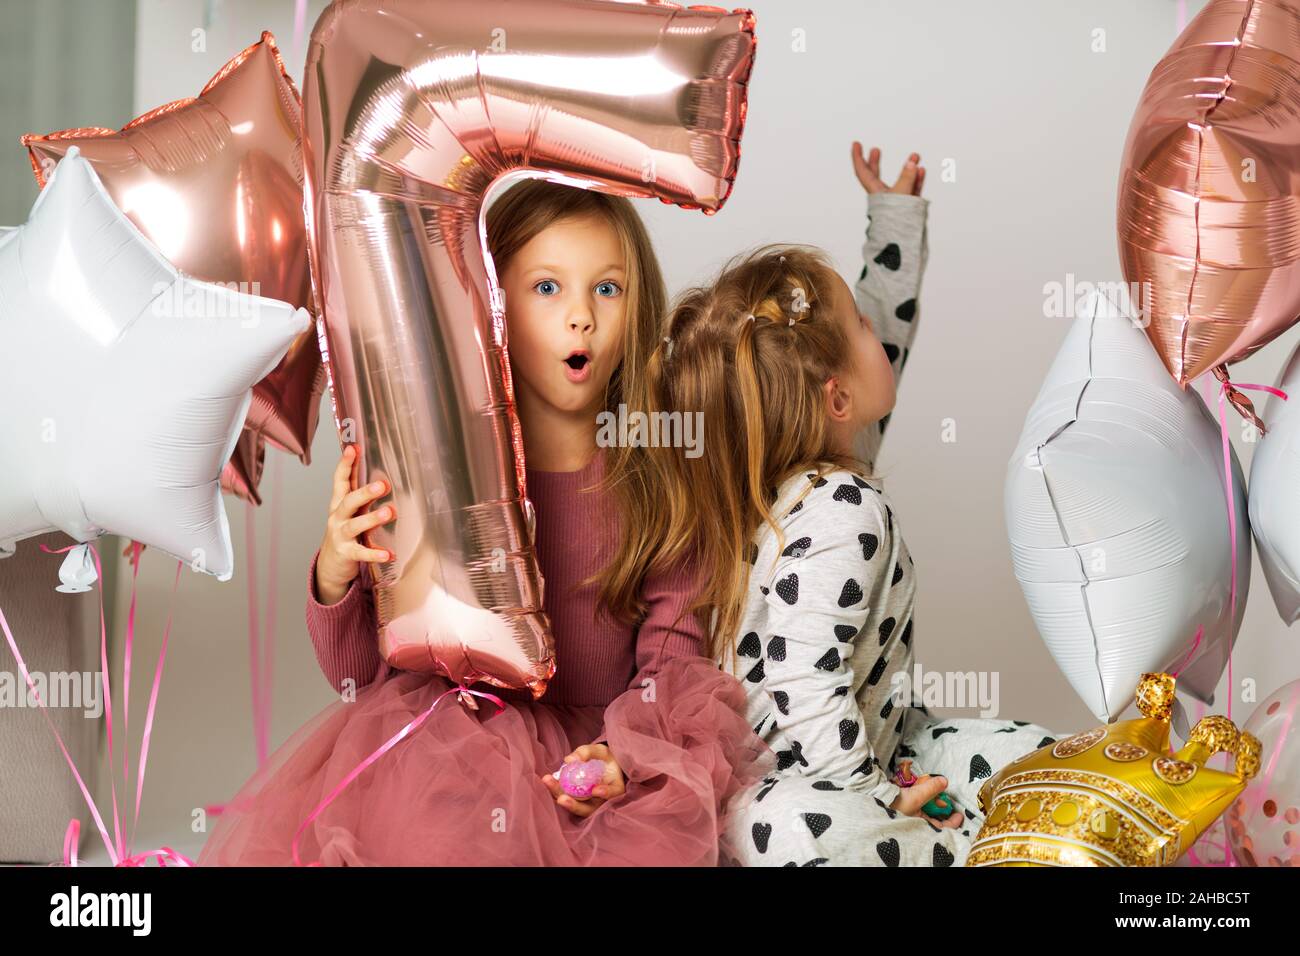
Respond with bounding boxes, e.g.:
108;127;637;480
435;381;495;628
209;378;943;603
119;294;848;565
890;773;965;830
316;444;395;605
852;143;925;196
540;742;626;818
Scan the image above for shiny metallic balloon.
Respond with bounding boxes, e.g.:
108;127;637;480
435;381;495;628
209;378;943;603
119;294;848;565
971;673;1260;867
1118;0;1300;430
0;148;310;579
22;30;325;499
1005;291;1249;722
303;0;756;695
1225;679;1300;866
221;430;267;506
1247;340;1300;622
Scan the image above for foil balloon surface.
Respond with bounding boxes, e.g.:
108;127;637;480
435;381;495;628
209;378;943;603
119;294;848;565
23;30;324;503
303;0;756;694
0;149;309;579
1005;290;1249;722
1117;0;1300;429
969;673;1260;866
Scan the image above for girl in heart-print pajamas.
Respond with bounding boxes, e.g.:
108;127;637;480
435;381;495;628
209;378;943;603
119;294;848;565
646;150;1061;867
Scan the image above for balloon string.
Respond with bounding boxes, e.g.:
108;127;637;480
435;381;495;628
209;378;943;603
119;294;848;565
245;498;264;766
18;542;192;867
291;684;506;866
40;541;125;862
263;453;283;765
132;560;183;845
293;0;309;64
243;452;282;769
1209;379;1285;867
0;585;118;864
121;543;142;826
1169;625;1202;678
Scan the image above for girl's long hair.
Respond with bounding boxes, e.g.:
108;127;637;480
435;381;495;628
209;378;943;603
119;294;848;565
485;178;673;627
637;245;871;664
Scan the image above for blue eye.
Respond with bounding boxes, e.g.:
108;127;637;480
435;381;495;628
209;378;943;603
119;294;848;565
595;281;622;297
534;279;559;296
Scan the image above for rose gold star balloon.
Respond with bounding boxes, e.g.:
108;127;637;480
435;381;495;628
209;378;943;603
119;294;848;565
1117;0;1300;431
22;31;324;501
304;0;756;694
221;430;266;506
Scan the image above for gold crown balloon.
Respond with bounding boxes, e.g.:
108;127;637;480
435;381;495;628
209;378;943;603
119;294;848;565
967;673;1260;866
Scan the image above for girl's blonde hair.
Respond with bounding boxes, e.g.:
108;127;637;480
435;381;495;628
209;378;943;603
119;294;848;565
485;178;676;627
637;245;872;663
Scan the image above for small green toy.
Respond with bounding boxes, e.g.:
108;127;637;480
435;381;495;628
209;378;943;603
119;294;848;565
893;759;956;820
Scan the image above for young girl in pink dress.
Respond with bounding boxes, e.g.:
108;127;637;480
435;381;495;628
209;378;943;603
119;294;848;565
197;180;773;866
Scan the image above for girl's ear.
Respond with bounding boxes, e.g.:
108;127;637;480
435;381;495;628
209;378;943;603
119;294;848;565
823;376;853;424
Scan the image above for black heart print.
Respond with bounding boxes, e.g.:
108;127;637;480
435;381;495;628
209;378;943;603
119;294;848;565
874;242;902;271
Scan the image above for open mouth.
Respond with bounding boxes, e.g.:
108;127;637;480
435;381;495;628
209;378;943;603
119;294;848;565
562;350;592;382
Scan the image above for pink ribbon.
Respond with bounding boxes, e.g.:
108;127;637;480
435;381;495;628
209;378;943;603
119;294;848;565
1198;378;1288;866
0;541;191;867
291;683;506;866
244;453;283;768
293;0;309;64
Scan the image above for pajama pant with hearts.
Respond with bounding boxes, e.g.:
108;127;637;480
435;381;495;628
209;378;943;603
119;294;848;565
721;704;1064;867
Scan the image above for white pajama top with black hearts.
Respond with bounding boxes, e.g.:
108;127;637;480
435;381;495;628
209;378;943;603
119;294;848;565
718;193;1062;867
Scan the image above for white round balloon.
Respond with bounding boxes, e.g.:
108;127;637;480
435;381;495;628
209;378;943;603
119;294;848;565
0;147;310;582
1005;289;1249;722
1248;340;1300;623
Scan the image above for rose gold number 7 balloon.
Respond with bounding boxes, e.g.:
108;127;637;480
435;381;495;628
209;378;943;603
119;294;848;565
303;0;756;695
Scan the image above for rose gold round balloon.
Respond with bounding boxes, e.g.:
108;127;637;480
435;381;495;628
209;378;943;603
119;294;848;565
303;0;756;695
1118;0;1300;430
22;31;324;482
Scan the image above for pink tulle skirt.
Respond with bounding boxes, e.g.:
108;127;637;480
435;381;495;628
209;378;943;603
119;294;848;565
198;657;774;866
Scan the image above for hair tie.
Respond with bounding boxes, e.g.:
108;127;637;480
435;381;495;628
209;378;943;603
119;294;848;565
746;313;756;323
662;336;674;361
779;255;786;264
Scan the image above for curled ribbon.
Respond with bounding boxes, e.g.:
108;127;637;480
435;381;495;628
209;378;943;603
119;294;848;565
0;541;189;866
1185;376;1288;866
291;682;506;866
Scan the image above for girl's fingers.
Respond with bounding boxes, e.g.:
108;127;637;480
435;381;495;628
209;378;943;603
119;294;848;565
343;504;395;539
893;157;920;194
851;141;885;193
348;542;392;564
539;774;563;798
561;794;601;817
328;446;356;513
336;479;388;520
914;166;927;196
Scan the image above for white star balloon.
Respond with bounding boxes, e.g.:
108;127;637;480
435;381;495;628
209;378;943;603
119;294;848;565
0;147;311;582
1005;289;1249;722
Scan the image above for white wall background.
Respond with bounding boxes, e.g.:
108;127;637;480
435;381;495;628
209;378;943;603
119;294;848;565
28;0;1291;861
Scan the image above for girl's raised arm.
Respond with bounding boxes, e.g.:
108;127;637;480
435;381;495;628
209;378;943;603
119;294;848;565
854;192;929;470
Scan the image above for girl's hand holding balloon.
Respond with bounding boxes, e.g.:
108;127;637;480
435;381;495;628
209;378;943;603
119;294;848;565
315;444;396;606
541;743;626;817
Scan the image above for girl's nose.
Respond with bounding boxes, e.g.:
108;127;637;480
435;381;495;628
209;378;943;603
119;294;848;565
567;306;594;335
